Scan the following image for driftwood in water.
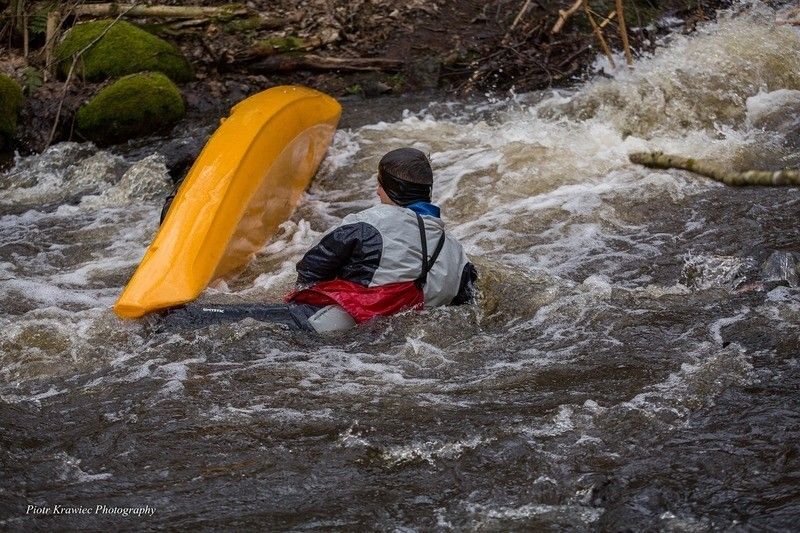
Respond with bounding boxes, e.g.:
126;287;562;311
249;54;404;73
71;4;249;20
629;151;800;186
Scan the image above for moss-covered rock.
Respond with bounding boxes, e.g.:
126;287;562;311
0;74;24;148
55;20;192;82
76;72;185;144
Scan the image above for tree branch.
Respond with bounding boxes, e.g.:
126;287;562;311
551;0;583;34
72;3;249;19
629;151;800;186
248;54;404;73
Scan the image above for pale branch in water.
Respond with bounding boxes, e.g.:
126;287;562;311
629;152;800;186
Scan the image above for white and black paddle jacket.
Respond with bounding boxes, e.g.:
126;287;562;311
295;204;477;308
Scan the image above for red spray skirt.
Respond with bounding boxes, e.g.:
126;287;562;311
286;279;423;324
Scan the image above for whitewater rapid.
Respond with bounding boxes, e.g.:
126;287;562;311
2;3;799;529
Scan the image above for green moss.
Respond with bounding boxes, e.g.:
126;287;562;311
0;73;24;147
224;16;264;33
345;84;363;96
55;19;192;82
76;72;185;144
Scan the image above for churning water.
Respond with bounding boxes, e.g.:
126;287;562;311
2;3;799;530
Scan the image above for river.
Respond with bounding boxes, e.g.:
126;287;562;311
1;3;799;530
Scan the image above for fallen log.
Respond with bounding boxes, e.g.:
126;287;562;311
629;151;800;186
72;4;250;19
234;30;340;62
248;54;404;73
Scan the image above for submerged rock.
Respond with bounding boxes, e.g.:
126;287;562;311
761;251;800;288
76;72;185;144
55;20;192;82
0;74;24;148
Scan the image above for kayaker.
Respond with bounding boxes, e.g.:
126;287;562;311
164;148;477;332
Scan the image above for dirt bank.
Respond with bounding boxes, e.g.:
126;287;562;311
1;0;726;153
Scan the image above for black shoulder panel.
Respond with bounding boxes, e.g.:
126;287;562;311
338;222;383;285
296;222;382;286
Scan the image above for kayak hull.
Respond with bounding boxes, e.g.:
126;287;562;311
114;86;341;318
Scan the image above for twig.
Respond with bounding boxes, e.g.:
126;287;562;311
614;0;633;66
44;9;60;80
22;11;29;58
551;0;583;34
47;4;137;147
556;41;592;69
583;0;615;69
36;1;81;59
599;10;616;28
500;0;532;46
511;0;533;29
47;58;75;146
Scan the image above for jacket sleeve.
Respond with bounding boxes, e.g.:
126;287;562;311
450;262;478;305
295;222;375;286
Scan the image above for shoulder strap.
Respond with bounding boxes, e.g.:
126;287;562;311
415;213;447;288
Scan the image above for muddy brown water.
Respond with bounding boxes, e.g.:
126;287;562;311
1;4;799;530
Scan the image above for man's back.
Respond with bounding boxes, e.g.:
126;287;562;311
322;204;472;306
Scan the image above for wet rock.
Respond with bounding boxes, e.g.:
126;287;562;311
55;20;193;82
362;79;393;97
0;73;24;149
680;254;759;291
745;89;800;137
110;154;172;202
760;251;800;288
76;72;186;145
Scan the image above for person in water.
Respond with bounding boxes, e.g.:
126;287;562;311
165;147;477;332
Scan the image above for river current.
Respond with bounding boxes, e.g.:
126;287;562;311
1;3;799;530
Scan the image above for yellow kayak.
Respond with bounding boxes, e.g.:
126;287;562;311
114;85;341;318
